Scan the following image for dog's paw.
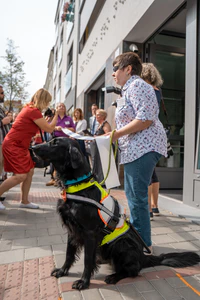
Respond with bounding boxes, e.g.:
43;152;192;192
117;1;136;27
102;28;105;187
72;279;89;290
104;273;119;284
51;268;68;278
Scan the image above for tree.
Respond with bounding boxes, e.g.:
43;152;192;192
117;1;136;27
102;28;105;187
0;39;29;111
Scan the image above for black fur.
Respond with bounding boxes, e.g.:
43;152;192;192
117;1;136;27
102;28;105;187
33;138;200;290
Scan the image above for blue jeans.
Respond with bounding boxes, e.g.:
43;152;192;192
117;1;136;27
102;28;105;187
124;152;161;247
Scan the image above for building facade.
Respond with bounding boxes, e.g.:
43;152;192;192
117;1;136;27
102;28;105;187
49;0;200;210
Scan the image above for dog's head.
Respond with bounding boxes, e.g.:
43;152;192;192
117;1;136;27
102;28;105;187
32;137;90;182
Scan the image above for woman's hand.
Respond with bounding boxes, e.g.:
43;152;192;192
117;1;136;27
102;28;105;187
55;126;62;131
104;130;119;142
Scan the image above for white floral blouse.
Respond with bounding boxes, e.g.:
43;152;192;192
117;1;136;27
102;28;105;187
115;75;167;164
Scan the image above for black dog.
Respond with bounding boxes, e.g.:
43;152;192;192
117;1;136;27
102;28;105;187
33;137;200;290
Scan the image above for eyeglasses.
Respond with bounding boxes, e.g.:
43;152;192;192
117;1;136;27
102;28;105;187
113;65;119;72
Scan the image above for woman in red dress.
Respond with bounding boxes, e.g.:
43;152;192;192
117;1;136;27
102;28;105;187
0;88;58;210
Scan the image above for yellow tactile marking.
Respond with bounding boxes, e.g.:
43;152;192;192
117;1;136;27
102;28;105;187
176;273;200;296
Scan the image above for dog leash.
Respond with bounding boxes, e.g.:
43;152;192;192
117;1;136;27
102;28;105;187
98;130;151;254
99;130;118;187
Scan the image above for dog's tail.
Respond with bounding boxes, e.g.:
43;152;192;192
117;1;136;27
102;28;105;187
142;252;200;268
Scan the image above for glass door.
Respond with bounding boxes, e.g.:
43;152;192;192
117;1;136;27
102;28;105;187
146;44;185;188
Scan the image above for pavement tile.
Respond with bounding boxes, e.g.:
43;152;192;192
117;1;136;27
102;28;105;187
52;243;67;255
0;265;7;282
99;285;123;299
151;227;179;235
48;227;67;235
168;231;200;242
0;240;12;252
36;222;59;229
37;234;63;246
152;234;177;244
173;265;200;276
12;237;38;249
117;283;144;299
82;288;104;300
24;246;52;260
40;277;59;299
170;241;200;251
5;268;23;289
59;279;107;293
141;290;165;300
166;276;186;288
176;286;200;300
41;293;60;300
2;286;21;300
39;255;54;265
39;260;55;279
24;259;38;275
181;275;200;290
133;280;156;292
117;275;146;285
22;273;38;294
21;289;40;300
25;228;48;238
143;269;176;280
62;290;82;300
1;230;25;240
0;249;24;264
150;278;183;299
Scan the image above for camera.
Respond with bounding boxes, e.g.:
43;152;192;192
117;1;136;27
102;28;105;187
102;86;121;95
102;86;122;107
44;108;54;117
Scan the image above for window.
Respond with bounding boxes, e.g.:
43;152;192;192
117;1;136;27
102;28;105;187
64;45;73;95
59;72;62;89
53;86;56;102
60;29;63;45
79;0;106;53
195;0;200;171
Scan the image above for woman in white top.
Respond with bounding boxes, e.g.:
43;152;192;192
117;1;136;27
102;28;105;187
73;108;88;160
73;108;87;134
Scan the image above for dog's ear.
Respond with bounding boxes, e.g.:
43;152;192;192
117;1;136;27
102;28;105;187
69;145;84;169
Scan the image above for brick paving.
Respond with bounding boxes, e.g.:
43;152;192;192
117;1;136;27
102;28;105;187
0;169;200;299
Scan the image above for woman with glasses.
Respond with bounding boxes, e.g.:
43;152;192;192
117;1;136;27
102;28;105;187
108;52;167;254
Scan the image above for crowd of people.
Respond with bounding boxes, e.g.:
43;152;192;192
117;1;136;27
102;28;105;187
0;52;168;255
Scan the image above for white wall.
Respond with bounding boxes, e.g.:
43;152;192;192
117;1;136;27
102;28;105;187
77;0;154;96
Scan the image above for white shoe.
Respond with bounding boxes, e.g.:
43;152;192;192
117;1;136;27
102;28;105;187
19;202;39;209
0;201;5;210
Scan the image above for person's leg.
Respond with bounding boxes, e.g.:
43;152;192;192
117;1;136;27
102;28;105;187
20;168;34;204
151;181;160;215
0;173;27;197
0;145;3;176
148;184;153;221
124;152;161;247
151;169;160;215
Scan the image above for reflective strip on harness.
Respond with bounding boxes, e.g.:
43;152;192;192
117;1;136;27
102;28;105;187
101;221;130;246
65;179;126;233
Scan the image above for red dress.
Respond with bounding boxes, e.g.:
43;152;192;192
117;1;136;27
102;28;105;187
2;106;43;174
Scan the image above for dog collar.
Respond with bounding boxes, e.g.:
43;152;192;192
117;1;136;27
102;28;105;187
66;180;108;197
65;172;91;186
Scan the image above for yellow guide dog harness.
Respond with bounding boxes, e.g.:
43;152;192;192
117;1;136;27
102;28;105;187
62;177;130;246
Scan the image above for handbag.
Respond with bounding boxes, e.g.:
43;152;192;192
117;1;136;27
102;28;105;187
160;89;174;158
29;129;50;168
